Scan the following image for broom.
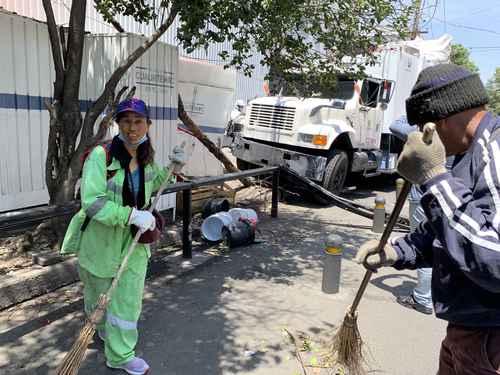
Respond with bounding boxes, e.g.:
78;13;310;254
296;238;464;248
56;144;186;375
329;123;436;375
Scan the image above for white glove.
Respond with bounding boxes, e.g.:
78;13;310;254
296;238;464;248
169;146;187;168
128;208;156;232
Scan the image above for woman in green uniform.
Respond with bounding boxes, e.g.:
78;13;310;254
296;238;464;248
62;97;184;375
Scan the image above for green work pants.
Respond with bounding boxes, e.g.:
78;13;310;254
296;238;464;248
78;264;146;366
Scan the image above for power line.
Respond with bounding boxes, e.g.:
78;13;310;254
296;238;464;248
443;0;446;33
434;18;500;35
448;7;491;22
421;0;439;29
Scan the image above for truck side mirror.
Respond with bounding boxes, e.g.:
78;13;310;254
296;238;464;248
380;80;394;104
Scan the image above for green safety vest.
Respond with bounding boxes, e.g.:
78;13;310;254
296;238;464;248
61;145;173;278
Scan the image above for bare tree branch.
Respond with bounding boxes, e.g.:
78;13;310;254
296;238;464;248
76;5;179;160
44;98;58;120
44;98;61;197
42;0;65;100
62;0;87;107
59;25;68;68
93;1;126;33
110;18;125;33
283;329;308;375
91;86;131;146
178;95;253;187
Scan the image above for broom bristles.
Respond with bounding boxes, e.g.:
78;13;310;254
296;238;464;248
55;321;96;375
328;310;366;375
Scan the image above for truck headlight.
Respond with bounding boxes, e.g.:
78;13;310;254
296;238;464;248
312;135;327;146
299;134;328;146
299;134;313;143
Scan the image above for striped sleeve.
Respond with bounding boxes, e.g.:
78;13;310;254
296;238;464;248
391;220;435;270
420;129;500;293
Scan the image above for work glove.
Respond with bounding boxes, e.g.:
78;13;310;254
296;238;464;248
169;146;187;173
128;208;156;233
396;123;446;186
354;239;399;272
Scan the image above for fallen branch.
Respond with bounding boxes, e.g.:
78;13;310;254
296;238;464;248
91;86;136;146
284;328;308;375
177;94;253;187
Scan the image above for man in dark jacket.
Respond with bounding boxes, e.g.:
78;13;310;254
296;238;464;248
355;63;500;375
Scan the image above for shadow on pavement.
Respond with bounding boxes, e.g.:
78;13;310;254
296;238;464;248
1;200;393;375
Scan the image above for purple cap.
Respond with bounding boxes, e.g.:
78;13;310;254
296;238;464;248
115;98;149;119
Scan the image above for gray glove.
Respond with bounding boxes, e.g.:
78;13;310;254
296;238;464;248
354;239;399;272
397;123;446;185
169;146;187;173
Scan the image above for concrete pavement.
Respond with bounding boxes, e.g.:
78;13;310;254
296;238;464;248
0;186;446;375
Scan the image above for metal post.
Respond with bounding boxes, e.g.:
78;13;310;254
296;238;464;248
271;169;279;218
322;234;343;294
372;196;386;233
182;188;192;258
396;178;405;200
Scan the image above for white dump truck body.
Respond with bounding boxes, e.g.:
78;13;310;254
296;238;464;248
232;35;452;192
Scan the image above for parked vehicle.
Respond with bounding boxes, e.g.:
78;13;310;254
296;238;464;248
231;35;452;195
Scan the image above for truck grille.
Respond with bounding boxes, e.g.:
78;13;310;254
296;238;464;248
248;104;295;131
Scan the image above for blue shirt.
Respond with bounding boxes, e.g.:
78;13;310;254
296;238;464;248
128;169;140;203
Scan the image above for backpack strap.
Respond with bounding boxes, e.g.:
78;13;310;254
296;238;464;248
80;141;115;232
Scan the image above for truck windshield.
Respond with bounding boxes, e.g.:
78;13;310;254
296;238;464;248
332;80;355;100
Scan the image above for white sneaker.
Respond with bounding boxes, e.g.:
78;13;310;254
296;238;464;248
106;357;150;375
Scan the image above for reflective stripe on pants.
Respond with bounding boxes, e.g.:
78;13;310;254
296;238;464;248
78;263;146;366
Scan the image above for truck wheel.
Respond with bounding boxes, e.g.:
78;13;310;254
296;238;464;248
322;151;349;195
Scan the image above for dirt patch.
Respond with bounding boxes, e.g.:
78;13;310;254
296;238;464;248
0;237;37;276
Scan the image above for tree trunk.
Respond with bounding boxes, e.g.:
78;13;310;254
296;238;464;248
178;95;253;187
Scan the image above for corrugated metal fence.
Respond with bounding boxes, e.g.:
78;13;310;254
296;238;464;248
0;0;268;102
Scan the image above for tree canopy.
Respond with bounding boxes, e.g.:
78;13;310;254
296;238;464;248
450;43;479;74
487;68;500;115
98;0;414;94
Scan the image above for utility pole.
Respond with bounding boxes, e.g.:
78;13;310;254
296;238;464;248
410;0;423;39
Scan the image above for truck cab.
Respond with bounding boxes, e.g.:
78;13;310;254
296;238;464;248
231;35;452;196
232;77;396;194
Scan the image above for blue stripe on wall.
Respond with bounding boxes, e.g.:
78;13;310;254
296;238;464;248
0;93;177;120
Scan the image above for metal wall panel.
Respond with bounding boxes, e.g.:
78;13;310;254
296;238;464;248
0;0;267;102
0;2;268;211
0;11;53;211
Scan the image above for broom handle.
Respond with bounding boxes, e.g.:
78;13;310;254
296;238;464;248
97;144;186;311
349;180;411;313
348;123;436;315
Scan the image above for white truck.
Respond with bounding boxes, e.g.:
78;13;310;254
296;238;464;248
231;35;452;194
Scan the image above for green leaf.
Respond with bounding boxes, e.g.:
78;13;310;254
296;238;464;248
310;356;318;366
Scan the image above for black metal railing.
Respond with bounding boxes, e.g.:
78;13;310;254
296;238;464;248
0;167;280;259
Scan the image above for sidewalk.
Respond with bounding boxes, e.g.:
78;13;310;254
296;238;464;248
0;188;446;375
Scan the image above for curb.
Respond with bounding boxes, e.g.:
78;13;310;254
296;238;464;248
0;243;221;312
0;257;79;310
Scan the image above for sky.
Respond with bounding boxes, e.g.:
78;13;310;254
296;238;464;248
423;0;500;83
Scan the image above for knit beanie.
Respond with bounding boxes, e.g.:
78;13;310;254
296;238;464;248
406;63;489;125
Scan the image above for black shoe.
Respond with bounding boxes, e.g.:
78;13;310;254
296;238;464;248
396;294;433;315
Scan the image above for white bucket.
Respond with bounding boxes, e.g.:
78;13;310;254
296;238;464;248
228;208;258;223
201;212;234;241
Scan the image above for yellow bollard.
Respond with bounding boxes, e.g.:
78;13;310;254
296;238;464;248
322;237;343;294
372;196;386;233
396;178;405;200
